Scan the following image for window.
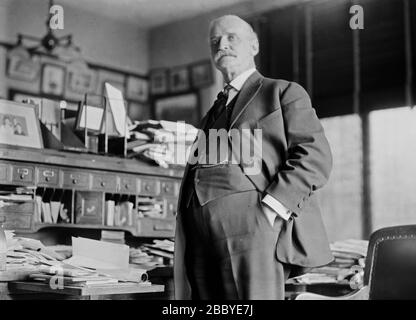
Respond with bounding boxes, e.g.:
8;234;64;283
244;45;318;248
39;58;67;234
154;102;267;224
318;114;363;241
370;106;416;230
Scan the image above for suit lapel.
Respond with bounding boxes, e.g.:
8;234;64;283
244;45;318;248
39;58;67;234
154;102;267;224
230;71;264;128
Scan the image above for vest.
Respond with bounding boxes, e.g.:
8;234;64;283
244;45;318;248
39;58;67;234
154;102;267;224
181;96;257;209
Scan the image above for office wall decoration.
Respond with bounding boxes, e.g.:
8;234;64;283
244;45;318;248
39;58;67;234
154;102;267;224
127;101;151;121
66;65;97;95
41;63;66;97
154;92;199;126
169;66;190;93
191;60;214;88
126;76;149;102
7;54;40;82
0;99;43;149
150;68;168;96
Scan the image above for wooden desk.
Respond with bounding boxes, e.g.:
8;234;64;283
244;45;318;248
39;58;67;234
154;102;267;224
2;281;164;300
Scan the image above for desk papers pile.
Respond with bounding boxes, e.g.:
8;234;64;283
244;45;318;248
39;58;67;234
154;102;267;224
127;120;197;168
288;239;368;285
3;234;149;286
130;239;174;268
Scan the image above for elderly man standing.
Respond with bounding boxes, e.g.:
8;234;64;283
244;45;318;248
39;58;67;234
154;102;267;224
174;15;333;300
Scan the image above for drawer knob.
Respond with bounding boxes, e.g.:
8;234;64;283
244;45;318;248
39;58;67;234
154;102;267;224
101;181;106;187
45;177;50;182
19;174;25;179
164;186;170;192
125;184;129;189
72;179;78;184
145;185;151;191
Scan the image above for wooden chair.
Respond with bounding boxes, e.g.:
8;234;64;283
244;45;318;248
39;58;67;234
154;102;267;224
295;225;416;300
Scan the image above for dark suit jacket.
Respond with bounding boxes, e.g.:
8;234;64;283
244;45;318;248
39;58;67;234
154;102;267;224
174;70;334;299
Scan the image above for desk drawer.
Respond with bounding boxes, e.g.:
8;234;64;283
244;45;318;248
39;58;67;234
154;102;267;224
37;167;59;186
165;198;178;217
160;180;176;196
119;176;137;194
12;165;34;184
0;163;10;183
91;173;117;192
140;178;160;196
0;212;33;230
62;171;90;189
136;218;175;237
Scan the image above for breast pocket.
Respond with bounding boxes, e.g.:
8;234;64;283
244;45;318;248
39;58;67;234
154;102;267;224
256;108;282;128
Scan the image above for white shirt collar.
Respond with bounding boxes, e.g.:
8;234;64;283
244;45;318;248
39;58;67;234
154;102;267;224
227;68;256;92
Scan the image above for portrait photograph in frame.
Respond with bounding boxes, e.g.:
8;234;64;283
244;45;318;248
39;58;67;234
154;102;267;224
126;76;149;102
41;63;66;97
191;60;214;88
0;99;43;149
150;68;168;96
154;92;199;126
9;90;42;117
169;66;190;93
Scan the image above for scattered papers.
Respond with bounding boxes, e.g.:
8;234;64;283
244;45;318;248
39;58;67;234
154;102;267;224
64;237;129;270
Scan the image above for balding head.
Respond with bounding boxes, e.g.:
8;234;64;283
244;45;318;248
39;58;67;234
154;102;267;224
209;15;259;82
209;15;258;42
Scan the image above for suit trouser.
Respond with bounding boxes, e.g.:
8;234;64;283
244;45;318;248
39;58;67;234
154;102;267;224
182;189;291;300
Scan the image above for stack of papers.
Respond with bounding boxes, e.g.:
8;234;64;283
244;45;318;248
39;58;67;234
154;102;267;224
127;120;197;168
288;239;369;285
141;239;174;262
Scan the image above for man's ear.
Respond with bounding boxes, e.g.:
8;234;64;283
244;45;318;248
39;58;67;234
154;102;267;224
251;38;259;56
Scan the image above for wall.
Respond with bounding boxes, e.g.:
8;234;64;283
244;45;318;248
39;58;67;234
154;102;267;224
1;0;148;74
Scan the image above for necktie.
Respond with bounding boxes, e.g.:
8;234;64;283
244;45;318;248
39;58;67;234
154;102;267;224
204;85;233;133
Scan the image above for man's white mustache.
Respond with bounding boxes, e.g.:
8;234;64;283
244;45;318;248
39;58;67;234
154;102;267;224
215;51;236;59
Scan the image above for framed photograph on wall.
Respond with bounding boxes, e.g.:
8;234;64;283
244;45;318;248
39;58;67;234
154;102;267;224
66;66;97;95
126;76;149;102
154;92;199;126
150;68;168;96
191;60;214;88
7;54;40;82
0;99;43;149
41;63;66;96
169;66;190;93
128;101;151;121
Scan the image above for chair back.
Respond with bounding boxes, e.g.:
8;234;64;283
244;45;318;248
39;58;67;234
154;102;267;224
364;225;416;299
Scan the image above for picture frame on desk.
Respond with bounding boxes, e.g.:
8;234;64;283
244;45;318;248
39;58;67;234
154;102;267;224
9;90;42;118
154;92;200;126
0;99;43;149
74;101;106;134
41;63;66;97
